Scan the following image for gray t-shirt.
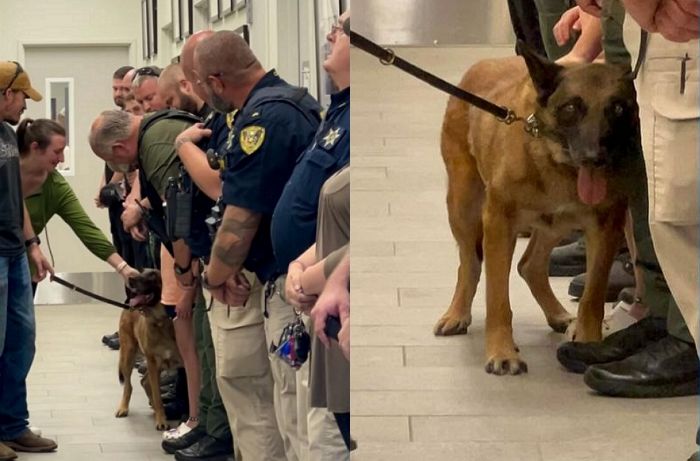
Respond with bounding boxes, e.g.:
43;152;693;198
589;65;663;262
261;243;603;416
0;122;25;257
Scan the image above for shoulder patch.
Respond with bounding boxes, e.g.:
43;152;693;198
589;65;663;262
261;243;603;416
321;127;344;149
240;125;266;155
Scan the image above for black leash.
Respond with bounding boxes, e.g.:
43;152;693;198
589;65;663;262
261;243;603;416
347;22;540;136
50;274;131;310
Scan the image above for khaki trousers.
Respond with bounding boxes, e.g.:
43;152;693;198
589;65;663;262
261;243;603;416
625;22;700;344
207;270;286;461
264;274;306;461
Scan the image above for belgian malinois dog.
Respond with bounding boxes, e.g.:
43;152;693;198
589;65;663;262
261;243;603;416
115;269;181;429
433;42;638;375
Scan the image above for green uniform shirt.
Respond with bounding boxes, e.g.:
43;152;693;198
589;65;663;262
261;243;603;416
139;116;192;197
25;170;116;261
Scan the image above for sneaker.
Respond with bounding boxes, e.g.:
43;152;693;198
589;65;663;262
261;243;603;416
2;429;57;453
0;442;16;461
602;300;647;338
163;422;193;441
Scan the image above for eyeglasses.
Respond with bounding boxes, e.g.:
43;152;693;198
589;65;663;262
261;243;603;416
135;66;160;78
2;61;23;92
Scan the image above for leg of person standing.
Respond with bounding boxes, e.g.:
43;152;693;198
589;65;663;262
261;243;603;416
207;271;286;461
264;275;304;461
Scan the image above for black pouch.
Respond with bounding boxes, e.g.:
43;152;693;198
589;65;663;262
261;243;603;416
165;174;193;241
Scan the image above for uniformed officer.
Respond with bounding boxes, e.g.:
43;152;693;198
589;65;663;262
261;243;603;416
156;45;239;460
184;30;321;461
271;9;350;461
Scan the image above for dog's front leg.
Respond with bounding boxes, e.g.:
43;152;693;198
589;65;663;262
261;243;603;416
145;358;169;431
575;204;626;342
482;201;526;375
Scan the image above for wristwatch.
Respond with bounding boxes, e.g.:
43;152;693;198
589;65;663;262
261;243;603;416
174;260;192;276
25;236;41;248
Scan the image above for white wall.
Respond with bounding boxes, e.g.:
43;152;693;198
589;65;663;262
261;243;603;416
0;0;142;62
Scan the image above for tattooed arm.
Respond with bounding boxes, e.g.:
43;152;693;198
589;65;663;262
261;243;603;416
206;205;261;287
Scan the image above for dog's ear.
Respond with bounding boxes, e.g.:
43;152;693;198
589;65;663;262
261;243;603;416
516;39;564;107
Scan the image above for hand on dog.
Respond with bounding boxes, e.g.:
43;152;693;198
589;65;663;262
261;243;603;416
119;265;139;285
285;262;318;313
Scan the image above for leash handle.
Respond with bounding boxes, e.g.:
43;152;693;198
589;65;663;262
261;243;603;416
50;274;131;310
348;29;511;120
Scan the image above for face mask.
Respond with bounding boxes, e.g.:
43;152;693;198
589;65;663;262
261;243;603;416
106;161;132;174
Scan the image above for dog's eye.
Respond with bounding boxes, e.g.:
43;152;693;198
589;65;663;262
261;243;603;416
562;103;577;114
556;98;585;126
613;103;625;116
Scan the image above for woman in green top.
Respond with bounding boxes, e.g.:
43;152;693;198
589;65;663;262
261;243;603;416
17;118;138;288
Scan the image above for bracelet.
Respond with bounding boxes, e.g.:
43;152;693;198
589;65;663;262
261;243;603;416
116;261;128;273
175;137;193;151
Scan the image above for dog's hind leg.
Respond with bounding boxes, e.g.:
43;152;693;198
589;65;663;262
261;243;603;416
115;332;137;418
518;230;575;333
434;137;484;336
482;197;527;375
575;205;626;342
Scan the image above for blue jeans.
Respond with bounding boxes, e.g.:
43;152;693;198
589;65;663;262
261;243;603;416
0;252;35;440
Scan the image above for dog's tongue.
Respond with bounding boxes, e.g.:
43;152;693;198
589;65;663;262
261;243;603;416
577;166;607;205
129;294;149;307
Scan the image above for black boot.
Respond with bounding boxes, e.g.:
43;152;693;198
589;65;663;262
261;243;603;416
584;335;699;398
162;426;206;455
557;316;667;373
568;252;635;301
548;237;587;276
102;331;120;350
174;435;234;461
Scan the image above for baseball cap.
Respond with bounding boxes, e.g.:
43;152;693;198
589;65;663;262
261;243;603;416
0;61;43;101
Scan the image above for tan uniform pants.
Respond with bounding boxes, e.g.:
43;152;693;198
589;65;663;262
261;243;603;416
264;274;306;461
625;21;699;344
207;270;286;461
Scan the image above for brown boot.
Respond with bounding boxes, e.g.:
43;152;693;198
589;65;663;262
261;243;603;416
2;429;57;453
0;442;17;460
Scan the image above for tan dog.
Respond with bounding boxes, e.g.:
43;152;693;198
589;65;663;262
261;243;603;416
433;43;638;375
115;269;181;429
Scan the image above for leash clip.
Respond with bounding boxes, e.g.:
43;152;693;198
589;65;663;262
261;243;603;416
496;107;518;125
379;48;396;66
524;113;540;138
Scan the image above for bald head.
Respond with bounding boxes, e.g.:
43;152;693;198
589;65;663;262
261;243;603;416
195;31;261;85
181;30;214;82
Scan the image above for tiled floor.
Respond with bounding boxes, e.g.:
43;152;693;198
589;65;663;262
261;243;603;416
350;46;697;461
22;303;173;461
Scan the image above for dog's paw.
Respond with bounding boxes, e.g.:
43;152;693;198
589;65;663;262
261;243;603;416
484;354;528;376
155;422;170;431
115;408;129;418
433;314;471;336
548;313;576;334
